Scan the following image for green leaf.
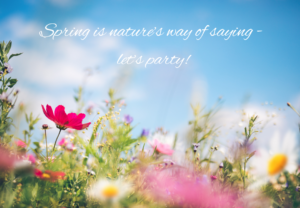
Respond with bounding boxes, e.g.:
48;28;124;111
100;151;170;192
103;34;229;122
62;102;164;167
25;114;29;123
4;41;12;54
0;42;3;56
31;183;38;199
152;146;157;156
8;78;17;88
200;158;215;164
173;133;178;149
8;53;22;61
76;189;81;196
33;142;40;148
5;77;11;84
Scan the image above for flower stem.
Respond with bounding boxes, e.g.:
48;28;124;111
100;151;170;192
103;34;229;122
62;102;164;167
52;129;62;152
44;129;48;161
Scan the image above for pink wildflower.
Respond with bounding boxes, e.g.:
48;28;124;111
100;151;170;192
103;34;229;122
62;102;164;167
148;139;174;155
26;154;36;164
42;104;91;130
15;140;26;148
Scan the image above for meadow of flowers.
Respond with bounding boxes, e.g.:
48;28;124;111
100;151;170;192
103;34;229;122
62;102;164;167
0;40;300;208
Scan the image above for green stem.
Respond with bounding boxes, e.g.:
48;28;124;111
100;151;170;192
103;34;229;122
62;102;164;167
44;129;48;161
52;129;62;152
1;75;5;126
207;149;214;171
241;160;247;190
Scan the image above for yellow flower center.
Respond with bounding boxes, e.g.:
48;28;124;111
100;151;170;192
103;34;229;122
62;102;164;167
102;185;119;198
42;173;51;179
268;154;287;175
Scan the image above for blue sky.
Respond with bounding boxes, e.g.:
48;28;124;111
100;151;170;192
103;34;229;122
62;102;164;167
0;0;299;145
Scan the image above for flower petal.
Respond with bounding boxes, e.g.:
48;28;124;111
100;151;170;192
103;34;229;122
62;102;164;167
54;105;68;126
69;122;91;130
42;105;55;122
68;113;85;126
67;113;77;121
66;113;89;130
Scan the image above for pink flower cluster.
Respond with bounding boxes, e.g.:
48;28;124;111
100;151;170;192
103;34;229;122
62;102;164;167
146;171;236;207
58;138;75;151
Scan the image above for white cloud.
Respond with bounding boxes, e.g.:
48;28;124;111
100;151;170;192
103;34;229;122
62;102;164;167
0;16;140;91
0;16;40;39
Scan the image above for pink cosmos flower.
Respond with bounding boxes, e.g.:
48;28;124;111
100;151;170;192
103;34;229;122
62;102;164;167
26;154;36;164
58;138;68;146
15;140;26;148
148;139;174;155
42;104;91;130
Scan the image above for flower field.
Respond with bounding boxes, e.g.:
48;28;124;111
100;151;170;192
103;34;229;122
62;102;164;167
0;41;300;208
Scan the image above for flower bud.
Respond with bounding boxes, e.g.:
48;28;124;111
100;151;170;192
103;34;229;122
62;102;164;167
219;162;224;168
42;124;48;129
192;143;199;153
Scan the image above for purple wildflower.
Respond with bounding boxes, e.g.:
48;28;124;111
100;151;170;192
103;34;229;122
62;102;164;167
4;63;13;73
124;115;133;124
129;156;137;163
141;129;149;137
